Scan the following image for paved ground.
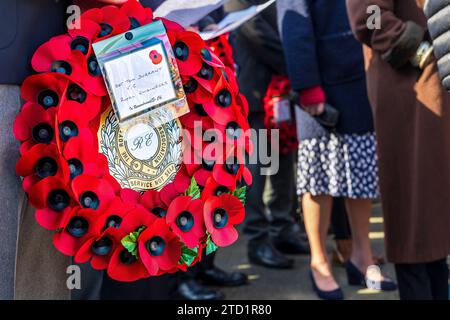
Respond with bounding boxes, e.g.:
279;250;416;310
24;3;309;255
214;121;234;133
213;202;400;300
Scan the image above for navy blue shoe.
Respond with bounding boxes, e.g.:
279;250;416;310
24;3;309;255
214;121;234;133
345;261;397;291
309;269;343;300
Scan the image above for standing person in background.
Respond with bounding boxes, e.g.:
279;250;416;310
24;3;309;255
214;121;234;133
0;0;72;300
228;0;310;270
347;0;450;300
278;0;397;300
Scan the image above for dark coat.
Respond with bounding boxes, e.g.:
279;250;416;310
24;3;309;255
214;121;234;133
227;0;287;114
0;0;69;84
277;0;374;135
347;0;450;264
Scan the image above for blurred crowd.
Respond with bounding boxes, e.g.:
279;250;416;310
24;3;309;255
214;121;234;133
0;0;449;301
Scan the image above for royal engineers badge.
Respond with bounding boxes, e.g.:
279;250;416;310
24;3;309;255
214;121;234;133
98;106;182;192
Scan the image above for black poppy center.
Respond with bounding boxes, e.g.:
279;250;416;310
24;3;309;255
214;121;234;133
197;63;214;80
212;208;228;229
51;60;72;75
38;90;59;109
91;236;113;256
80;191;100;210
32;123;54;144
59;121;78;142
35;157;58;179
47;189;70;211
119;249;137;265
146;236;166;257
194;104;208;116
66;84;87;103
151;207;167;218
176;211;194;232
200;48;212;61
224;158;239;175
215;89;232;108
214;186;229;196
68;158;83;180
99;23;113;37
87;56;101;76
70;36;89;55
174;41;189;61
67;216;89;238
226;121;241;139
129;17;141;29
202;158;215;171
105;215;122;229
183;78;198;94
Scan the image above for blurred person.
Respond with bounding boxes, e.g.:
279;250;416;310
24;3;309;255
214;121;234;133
0;0;74;300
347;0;450;300
278;0;397;300
227;0;310;270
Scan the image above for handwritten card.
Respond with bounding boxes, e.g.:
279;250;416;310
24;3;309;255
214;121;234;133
103;43;176;121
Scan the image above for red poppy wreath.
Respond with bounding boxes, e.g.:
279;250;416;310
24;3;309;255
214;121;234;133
14;1;252;282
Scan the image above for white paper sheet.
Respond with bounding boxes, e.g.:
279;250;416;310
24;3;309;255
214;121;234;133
199;0;276;40
154;0;230;27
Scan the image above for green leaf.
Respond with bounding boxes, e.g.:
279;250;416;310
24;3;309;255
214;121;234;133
233;186;247;205
120;226;146;257
185;177;200;200
206;237;218;255
179;244;198;267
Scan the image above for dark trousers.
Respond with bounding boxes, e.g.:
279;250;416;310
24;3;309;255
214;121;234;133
243;113;296;242
395;258;449;300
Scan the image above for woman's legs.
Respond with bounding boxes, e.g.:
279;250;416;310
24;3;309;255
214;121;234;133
302;193;339;290
344;198;373;272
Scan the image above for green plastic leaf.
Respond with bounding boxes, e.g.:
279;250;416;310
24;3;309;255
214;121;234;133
185;177;200;200
206;238;218;255
233;186;247;205
179;244;198;266
120;226;146;257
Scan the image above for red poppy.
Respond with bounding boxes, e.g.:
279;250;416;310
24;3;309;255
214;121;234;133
206;34;235;71
182;76;213;104
62;131;103;179
13;103;57;155
203;194;244;247
53;207;100;256
138;219;182;276
168;31;205;76
106;206;157;282
82;6;130;41
166;196;205;248
75;226;124;270
159;183;180;208
202;76;238;125
68;19;102;55
192;63;221;94
139;189;167;218
157;17;184;33
21;73;70;109
28;176;75;230
16;143;70;193
201;177;233;201
120;0;153;29
212;149;252;188
172;164;192;194
71;175;116;212
180;102;214;129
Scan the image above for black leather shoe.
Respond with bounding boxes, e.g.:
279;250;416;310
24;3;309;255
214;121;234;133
345;261;397;291
309;269;344;300
177;279;225;300
273;228;310;255
248;240;294;269
199;266;248;287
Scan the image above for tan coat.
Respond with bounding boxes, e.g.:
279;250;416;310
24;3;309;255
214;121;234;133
346;0;450;263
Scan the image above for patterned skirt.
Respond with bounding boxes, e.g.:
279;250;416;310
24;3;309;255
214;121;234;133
297;132;379;199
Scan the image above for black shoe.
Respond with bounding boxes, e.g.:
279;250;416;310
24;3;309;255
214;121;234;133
309;269;344;300
248;240;294;269
177;279;225;300
273;227;310;255
199;266;248;287
345;261;397;291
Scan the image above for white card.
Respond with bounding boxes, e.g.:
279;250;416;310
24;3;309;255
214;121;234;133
103;42;177;121
273;97;291;124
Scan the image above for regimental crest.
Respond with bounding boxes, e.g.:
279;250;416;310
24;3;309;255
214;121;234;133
98;107;182;192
